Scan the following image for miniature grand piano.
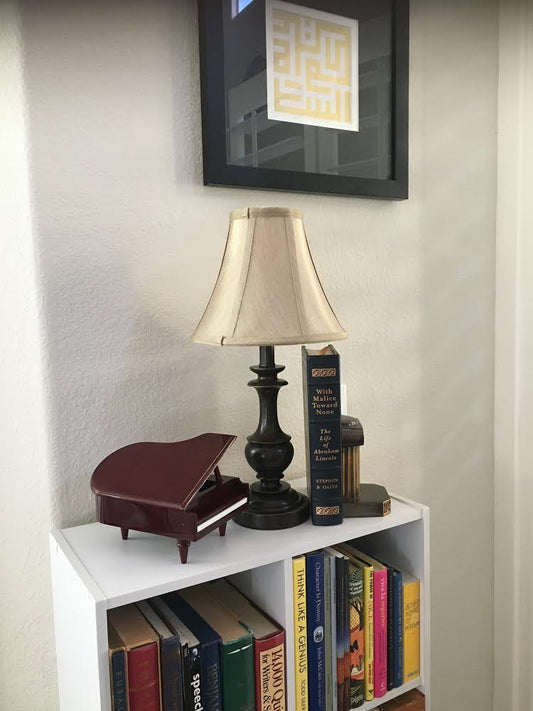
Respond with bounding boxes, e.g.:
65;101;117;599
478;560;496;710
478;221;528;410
90;433;249;563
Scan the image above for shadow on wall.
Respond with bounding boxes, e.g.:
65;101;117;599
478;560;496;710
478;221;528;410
18;0;247;528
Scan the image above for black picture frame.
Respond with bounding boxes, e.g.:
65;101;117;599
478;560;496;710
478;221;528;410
198;0;409;200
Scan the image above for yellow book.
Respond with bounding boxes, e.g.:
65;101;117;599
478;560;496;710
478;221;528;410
336;545;374;701
402;572;420;683
292;555;308;711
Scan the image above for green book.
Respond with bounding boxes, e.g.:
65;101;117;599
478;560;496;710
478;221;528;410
347;561;365;708
180;584;254;711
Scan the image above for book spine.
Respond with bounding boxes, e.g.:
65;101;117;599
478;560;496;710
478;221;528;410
324;556;333;711
167;592;222;711
373;568;388;697
393;572;404;688
179;644;191;711
199;639;220;711
342;558;350;711
292;556;308;711
188;643;202;711
361;565;374;701
306;551;326;711
110;649;128;711
403;579;420;683
347;563;364;709
386;568;394;690
160;637;183;711
127;643;161;711
328;555;338;711
255;631;286;711
302;347;343;525
334;557;344;711
221;634;254;711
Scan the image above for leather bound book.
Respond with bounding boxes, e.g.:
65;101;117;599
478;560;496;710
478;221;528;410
302;345;343;525
108;605;161;711
108;625;128;711
136;600;183;711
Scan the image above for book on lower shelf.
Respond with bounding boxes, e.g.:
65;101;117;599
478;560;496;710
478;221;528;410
107;624;128;711
377;688;425;710
337;545;374;702
324;546;351;711
158;591;222;711
401;573;421;684
347;560;365;709
136;599;184;711
178;585;254;711
292;555;308;711
107;604;161;711
302;344;343;526
149;595;200;711
306;550;326;711
206;577;287;711
343;545;388;698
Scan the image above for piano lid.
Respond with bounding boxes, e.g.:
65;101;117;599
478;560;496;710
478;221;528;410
91;433;237;510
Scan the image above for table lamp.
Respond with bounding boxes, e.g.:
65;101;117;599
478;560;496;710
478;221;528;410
192;207;346;530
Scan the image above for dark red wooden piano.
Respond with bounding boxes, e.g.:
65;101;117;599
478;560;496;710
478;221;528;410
90;433;249;563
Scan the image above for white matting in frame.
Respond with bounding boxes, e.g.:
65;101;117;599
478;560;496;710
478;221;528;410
265;0;359;131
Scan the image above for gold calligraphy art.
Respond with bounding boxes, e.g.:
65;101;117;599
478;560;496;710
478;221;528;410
266;0;359;131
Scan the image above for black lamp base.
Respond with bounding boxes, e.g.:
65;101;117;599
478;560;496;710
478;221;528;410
232;345;310;531
234;481;310;530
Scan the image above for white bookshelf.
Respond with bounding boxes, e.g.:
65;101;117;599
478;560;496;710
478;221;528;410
49;478;430;711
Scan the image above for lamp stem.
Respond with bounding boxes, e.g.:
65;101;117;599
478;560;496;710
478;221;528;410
234;345;310;529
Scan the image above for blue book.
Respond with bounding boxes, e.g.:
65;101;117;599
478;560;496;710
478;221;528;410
302;346;343;526
391;568;404;688
306;550;326;711
162;591;222;711
151;596;199;711
107;625;128;711
136;600;184;711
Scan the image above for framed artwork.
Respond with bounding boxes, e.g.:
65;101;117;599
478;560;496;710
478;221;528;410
198;0;409;199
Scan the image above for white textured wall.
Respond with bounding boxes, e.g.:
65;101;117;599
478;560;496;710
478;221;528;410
4;0;497;709
0;1;55;707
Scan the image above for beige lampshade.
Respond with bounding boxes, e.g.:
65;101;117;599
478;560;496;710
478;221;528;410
192;207;347;346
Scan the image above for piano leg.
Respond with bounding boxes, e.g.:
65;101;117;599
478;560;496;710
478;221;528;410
219;523;227;537
177;539;190;564
121;527;129;540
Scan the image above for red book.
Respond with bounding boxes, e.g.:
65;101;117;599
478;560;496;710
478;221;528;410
108;605;161;711
206;578;287;711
